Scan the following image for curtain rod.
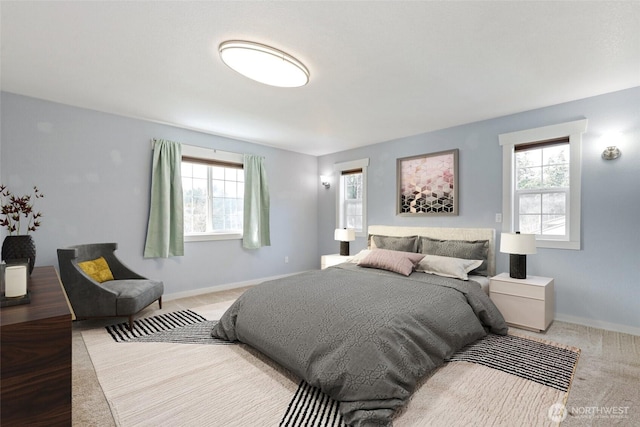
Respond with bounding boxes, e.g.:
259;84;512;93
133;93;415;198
150;139;243;158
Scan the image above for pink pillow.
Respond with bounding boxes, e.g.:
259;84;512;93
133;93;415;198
358;249;425;276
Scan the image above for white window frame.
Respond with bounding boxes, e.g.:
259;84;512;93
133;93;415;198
499;119;587;250
334;158;369;237
182;145;244;242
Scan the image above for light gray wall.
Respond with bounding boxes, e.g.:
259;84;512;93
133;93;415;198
2;89;638;334
319;87;640;334
0;92;319;295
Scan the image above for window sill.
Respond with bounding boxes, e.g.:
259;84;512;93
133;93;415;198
536;239;580;250
185;233;242;242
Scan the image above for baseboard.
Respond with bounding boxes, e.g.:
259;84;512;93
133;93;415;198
163;271;308;301
555;313;640;337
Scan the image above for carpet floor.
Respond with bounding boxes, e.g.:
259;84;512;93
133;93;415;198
81;301;580;426
72;287;640;426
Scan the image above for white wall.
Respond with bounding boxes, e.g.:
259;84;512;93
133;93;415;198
318;87;640;335
0;92;319;295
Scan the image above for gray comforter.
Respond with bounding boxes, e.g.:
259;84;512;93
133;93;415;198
211;263;507;426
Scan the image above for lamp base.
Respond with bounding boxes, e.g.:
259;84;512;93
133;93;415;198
339;241;350;256
509;254;527;279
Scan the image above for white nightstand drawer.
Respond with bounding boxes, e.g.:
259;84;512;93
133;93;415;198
490;280;546;300
490;292;549;331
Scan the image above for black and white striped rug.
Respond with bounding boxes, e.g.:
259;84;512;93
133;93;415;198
279;334;579;426
106;313;578;426
280;381;345;427
128;320;234;345
110;313;578;393
446;333;579;392
105;310;209;342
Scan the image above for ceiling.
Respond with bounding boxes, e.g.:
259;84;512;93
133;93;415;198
2;1;639;156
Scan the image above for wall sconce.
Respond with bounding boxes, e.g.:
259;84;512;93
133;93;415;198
320;175;331;189
602;146;621;160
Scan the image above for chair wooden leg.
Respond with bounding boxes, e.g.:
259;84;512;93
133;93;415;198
158;296;162;309
128;315;133;331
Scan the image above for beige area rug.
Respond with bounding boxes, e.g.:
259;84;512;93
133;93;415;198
82;301;580;426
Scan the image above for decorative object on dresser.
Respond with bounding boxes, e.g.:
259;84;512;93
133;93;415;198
397;149;459;216
1;235;37;275
1;266;72;425
334;228;355;256
489;273;554;332
0;185;44;275
1;261;31;307
500;232;537;279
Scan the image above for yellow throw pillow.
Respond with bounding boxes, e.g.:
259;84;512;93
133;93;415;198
78;256;114;283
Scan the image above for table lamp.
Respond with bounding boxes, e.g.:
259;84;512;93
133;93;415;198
334;228;356;256
500;232;537;279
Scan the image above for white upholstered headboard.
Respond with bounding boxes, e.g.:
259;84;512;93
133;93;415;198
368;225;496;277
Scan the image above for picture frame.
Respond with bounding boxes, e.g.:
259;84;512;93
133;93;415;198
397;149;459;216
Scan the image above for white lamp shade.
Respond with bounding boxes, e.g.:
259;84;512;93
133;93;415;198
334;228;356;242
500;233;537;255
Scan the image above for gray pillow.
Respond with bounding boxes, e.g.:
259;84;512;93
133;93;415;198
369;235;419;252
418;237;489;276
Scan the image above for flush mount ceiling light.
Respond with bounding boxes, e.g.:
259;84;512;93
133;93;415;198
219;40;309;88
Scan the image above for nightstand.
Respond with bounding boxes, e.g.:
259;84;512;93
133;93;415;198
489;273;554;332
321;254;351;269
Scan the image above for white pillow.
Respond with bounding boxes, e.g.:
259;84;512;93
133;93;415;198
416;255;483;281
349;249;372;263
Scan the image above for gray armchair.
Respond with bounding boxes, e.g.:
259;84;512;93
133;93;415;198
57;243;164;330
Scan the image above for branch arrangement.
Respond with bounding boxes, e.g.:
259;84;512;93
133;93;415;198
0;185;44;235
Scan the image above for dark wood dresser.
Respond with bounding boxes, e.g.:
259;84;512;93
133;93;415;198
1;265;72;426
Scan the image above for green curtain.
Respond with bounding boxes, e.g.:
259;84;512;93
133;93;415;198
143;139;184;258
243;154;271;249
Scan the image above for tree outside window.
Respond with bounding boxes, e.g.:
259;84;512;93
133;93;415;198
182;160;243;235
515;143;569;237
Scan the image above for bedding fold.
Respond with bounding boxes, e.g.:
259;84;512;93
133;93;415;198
212;263;507;426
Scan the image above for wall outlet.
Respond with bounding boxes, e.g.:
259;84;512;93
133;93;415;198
495;213;502;223
284;256;289;263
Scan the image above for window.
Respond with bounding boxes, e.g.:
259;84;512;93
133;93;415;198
515;138;570;236
181;145;244;241
334;158;369;236
341;169;363;231
500;120;587;250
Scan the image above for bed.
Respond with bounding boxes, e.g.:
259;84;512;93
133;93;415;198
212;226;507;426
